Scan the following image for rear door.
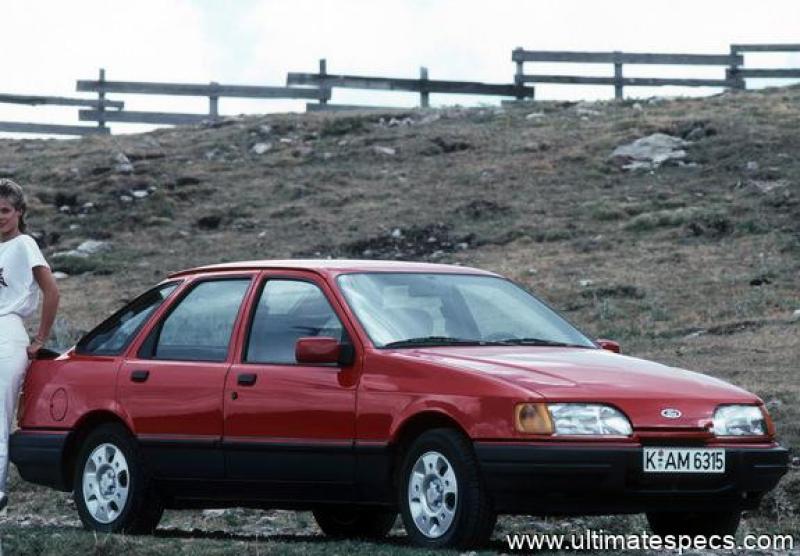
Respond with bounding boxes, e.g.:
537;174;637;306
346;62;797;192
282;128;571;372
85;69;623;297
118;273;255;479
223;271;360;501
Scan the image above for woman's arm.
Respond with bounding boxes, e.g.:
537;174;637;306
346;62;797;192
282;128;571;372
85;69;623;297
28;265;60;358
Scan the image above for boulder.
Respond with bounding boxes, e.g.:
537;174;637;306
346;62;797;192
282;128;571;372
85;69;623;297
610;133;689;170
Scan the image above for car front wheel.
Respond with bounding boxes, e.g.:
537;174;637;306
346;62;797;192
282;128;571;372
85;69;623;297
73;423;163;534
646;510;741;537
399;428;496;548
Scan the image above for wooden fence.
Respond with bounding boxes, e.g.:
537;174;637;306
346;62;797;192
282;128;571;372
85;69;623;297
513;44;800;99
0;91;122;135
75;69;328;129
0;44;798;136
287;59;534;111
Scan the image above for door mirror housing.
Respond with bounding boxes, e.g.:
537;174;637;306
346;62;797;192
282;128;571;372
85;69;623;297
295;337;355;366
597;339;621;353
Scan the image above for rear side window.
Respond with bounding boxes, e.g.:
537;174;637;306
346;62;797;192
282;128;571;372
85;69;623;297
143;279;250;362
245;280;345;364
77;283;179;356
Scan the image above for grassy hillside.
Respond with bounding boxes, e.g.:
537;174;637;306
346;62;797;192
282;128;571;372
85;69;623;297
0;85;798;553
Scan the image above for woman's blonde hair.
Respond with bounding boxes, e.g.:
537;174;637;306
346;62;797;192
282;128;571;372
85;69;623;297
0;178;28;233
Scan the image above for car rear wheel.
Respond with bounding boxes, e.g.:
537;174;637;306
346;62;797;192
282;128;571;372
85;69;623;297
73;423;163;534
313;505;397;539
646;510;741;537
399;428;496;549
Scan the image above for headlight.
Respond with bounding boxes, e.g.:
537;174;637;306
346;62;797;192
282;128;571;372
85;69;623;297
549;404;633;436
515;403;632;436
713;405;772;437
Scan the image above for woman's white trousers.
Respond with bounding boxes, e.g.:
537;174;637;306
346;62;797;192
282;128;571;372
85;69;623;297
0;314;30;493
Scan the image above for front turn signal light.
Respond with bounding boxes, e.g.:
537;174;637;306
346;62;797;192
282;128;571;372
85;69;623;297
515;403;554;434
761;405;777;438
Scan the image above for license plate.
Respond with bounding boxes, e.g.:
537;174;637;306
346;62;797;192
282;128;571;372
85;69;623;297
643;448;725;473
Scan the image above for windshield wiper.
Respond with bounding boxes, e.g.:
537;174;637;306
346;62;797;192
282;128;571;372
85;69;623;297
383;336;489;348
493;338;587;347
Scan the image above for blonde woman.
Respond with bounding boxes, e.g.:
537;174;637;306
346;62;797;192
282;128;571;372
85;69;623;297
0;179;59;509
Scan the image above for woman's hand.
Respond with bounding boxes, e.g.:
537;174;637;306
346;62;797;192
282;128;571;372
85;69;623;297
26;339;44;359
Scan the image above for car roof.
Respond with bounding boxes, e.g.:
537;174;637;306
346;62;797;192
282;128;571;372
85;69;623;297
168;259;500;278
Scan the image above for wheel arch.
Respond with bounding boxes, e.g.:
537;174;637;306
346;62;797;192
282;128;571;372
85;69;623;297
389;410;472;484
62;410;134;491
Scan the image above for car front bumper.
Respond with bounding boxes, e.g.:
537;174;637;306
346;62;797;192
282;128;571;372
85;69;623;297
474;442;790;515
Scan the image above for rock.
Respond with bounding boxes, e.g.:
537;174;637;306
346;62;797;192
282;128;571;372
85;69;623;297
749;179;789;194
685;126;707;141
388;117;414;127
197;215;222;230
77;240;111;255
575;103;601;116
746;161;759;172
579;279;594;287
176;176;201;186
69;224;80;231
58;205;71;213
251;142;272;155
53;272;69;280
372;146;396;156
418;113;441;125
120;195;133;203
632;103;643;111
791;309;800;322
52;240;111;259
132;190;149;199
610;133;688;170
115;162;134;174
113;152;134;174
390;228;403;238
525;112;545;120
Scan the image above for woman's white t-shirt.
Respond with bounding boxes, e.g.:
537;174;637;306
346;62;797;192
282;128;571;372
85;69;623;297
0;234;49;319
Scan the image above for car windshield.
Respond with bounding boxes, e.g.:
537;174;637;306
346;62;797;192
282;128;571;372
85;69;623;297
336;272;595;349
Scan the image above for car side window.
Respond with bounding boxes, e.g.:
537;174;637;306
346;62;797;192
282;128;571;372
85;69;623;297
77;283;179;355
246;280;345;364
147;279;250;362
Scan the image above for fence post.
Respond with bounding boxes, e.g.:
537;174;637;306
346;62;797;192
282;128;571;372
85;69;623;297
97;68;107;131
209;81;219;119
728;45;745;91
419;67;430;108
613;51;623;100
513;47;527;100
319;59;330;105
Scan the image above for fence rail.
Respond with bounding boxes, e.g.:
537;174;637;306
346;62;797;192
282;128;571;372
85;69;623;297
513;47;748;99
288;59;533;111
75;69;329;128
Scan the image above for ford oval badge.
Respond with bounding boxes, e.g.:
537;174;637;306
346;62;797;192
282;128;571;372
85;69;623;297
661;408;682;419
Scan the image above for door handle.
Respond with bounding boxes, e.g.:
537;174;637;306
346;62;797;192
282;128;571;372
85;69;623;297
237;373;257;386
130;370;150;383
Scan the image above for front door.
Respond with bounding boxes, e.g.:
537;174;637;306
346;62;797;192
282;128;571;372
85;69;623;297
119;276;254;479
223;272;359;502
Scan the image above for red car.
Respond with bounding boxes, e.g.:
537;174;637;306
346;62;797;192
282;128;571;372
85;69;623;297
11;260;789;548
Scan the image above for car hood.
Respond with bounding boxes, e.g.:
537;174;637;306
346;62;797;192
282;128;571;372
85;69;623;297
400;346;759;430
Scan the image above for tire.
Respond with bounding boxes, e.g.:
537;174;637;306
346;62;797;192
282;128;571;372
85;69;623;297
73;423;164;534
313;505;397;539
398;428;496;549
646;510;741;537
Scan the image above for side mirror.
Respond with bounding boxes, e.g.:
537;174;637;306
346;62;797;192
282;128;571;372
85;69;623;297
597;339;621;354
295;337;355;366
